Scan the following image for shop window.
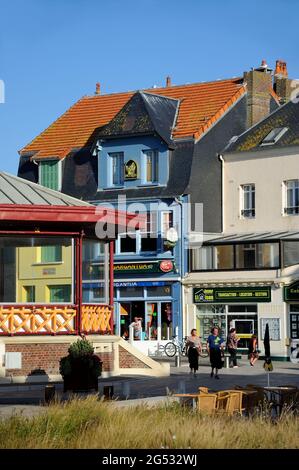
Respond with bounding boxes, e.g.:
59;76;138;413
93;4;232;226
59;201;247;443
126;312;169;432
283;241;299;267
161;302;172;340
119;287;144;298
290;306;299;339
146;285;171;297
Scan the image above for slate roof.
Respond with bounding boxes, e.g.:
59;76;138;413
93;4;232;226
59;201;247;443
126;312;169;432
20;78;246;159
0;171;91;206
96;92;179;148
225;98;299;153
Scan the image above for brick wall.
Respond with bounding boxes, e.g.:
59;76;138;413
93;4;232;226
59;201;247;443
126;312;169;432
119;346;150;369
5;343;114;377
6;343;70;377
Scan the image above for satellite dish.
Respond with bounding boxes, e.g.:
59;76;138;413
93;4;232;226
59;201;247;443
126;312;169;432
166;227;178;243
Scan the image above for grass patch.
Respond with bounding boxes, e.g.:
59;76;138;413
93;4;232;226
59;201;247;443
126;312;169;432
0;396;298;449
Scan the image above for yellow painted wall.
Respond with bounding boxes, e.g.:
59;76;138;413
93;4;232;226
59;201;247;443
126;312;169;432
17;245;73;303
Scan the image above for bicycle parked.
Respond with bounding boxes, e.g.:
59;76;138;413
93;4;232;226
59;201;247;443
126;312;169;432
162;336;209;358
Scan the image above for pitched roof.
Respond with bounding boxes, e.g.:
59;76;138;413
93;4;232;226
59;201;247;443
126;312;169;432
225;99;299;153
0;171;91;206
20;78;245;159
96;91;179;148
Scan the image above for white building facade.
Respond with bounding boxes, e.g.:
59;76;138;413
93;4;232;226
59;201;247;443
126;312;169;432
184;102;299;360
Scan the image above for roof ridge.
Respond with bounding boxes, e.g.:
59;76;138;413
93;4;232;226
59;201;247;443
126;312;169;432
83;76;243;99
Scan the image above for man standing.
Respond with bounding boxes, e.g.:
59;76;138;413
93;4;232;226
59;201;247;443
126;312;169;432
227;328;240;368
130;317;143;340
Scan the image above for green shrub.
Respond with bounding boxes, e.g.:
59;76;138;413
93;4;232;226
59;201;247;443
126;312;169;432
68;338;94;358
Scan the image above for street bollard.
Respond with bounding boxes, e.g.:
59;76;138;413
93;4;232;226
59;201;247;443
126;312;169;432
175;350;181;367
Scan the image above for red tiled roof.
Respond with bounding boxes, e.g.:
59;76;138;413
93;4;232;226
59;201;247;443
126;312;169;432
20;78;246;159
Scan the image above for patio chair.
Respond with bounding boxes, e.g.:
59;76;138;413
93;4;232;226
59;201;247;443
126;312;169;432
198;387;209;393
196;392;218;414
216;391;241;416
234;386;259;412
218;390;245;415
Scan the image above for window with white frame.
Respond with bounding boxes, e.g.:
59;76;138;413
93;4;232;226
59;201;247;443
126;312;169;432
39;160;61;191
284;179;299;215
140;211;158;252
241;184;255;218
162;211;174;237
143;150;158;183
110;152;124;186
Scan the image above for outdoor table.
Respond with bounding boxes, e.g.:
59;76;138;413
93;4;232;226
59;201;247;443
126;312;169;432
263;387;297;415
173;393;199;410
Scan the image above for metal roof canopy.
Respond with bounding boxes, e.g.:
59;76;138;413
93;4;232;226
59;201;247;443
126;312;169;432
0;171;91;206
0;171;143;233
203;230;299;245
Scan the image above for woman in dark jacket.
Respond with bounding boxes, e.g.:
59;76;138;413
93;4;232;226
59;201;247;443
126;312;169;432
186;329;202;376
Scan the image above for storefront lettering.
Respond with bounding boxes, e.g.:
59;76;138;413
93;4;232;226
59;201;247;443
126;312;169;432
194;286;271;303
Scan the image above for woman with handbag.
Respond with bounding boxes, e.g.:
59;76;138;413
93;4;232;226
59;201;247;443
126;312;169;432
186;328;202;376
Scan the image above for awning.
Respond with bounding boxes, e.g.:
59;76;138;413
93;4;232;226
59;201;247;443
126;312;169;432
203;230;299;245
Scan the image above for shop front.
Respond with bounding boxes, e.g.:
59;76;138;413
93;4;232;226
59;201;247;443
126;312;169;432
192;286;272;351
284;281;299;361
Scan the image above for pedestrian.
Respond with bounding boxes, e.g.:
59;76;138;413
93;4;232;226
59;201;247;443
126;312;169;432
227;328;240;368
248;334;259;366
186;328;202;376
130;316;143;340
207;326;225;379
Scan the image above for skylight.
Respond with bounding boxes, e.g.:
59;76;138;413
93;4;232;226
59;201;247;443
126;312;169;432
260;127;288;146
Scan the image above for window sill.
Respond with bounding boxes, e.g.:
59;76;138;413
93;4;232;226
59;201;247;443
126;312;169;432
103;186;125;191
32;262;64;266
137;183;164;188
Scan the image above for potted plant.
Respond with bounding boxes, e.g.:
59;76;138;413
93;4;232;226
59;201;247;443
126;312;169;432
60;337;102;392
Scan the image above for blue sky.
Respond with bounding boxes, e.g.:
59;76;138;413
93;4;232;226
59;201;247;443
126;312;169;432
0;0;298;175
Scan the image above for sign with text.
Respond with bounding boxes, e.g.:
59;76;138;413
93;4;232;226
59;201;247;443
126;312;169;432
284;281;299;301
114;261;175;275
193;286;271;303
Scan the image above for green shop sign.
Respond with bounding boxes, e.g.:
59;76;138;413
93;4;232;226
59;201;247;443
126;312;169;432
284;281;299;301
193;286;271;304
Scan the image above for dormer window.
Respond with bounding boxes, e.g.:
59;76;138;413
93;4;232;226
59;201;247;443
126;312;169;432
260;127;288;146
110;152;124;186
39;160;61;190
144;150;158;183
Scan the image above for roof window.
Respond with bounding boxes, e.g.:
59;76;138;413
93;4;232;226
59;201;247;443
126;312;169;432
260;127;288;146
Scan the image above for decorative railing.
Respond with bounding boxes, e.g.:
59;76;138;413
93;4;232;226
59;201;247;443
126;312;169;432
81;304;112;334
0;305;77;335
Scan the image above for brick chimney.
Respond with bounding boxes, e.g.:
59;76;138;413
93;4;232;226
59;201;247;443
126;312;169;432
274;60;292;104
166;76;171;87
95;82;101;95
244;60;273;128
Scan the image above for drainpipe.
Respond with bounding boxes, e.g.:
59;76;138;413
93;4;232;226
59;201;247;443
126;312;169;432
174;196;184;339
218;154;224;233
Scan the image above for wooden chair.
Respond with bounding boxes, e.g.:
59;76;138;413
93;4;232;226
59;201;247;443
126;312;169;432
196;393;217;414
218;390;245;415
216;391;242;416
198;387;209;393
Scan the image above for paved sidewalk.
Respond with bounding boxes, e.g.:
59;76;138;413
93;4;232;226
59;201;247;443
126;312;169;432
0;358;298;418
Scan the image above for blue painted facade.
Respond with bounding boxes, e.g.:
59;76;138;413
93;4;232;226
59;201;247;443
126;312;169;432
93;135;187;341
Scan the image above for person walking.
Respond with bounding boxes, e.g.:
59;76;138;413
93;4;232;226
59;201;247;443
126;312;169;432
248;334;259;366
227;328;240;368
207;326;225;379
186;328;202;376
